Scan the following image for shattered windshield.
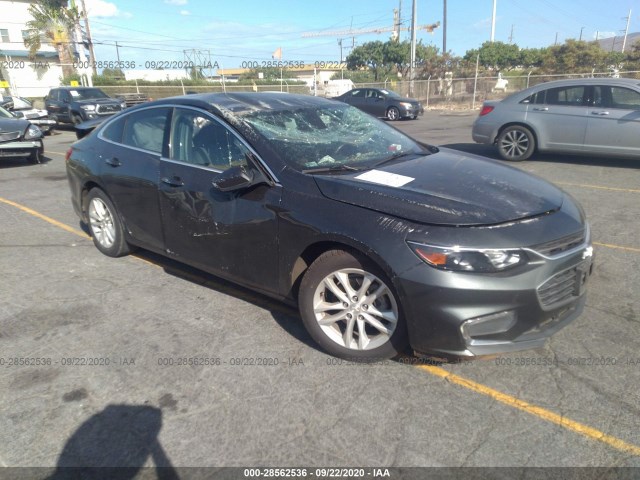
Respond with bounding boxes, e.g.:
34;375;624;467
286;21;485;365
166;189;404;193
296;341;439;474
242;103;424;172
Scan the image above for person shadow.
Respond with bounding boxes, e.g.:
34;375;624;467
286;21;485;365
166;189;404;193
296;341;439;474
47;404;179;480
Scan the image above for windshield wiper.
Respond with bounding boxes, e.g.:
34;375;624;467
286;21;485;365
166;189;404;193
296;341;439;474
371;149;431;169
302;164;362;174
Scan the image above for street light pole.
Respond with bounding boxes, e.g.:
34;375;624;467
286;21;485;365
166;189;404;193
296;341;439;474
490;0;497;42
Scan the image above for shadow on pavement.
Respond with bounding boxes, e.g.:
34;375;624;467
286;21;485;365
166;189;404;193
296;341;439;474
47;404;179;480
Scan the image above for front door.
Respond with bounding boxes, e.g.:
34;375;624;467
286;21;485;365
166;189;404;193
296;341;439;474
158;107;281;292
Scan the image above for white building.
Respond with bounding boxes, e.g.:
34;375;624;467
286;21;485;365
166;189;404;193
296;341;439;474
0;0;64;98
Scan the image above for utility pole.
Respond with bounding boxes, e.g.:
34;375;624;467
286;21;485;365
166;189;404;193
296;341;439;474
490;0;497;42
115;41;121;64
398;0;403;42
554;32;558;45
622;9;632;52
579;26;584;41
409;0;417;96
79;0;97;77
508;24;514;43
443;0;447;54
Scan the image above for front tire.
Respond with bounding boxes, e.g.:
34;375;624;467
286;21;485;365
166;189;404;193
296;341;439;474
28;147;43;164
386;106;400;121
86;188;130;257
298;250;407;360
497;125;535;161
71;113;84;125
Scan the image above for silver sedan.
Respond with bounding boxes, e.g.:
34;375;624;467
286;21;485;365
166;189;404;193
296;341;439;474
472;77;640;161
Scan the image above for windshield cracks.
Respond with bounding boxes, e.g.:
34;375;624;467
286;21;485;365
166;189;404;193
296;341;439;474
243;104;429;174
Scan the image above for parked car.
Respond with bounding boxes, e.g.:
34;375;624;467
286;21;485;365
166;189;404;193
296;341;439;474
0;105;44;163
1;95;56;134
472;77;640;161
45;87;125;125
66;93;593;360
334;87;423;120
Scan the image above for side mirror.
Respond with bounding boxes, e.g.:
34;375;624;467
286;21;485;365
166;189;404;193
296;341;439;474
212;165;256;192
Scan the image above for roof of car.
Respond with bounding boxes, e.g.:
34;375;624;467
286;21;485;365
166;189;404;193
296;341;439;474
130;92;340;116
525;77;640;90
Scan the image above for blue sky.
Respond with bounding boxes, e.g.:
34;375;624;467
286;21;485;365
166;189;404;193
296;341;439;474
83;0;638;69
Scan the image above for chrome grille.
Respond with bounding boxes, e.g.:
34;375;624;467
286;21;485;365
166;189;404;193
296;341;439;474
96;104;121;114
0;131;21;142
532;230;585;257
537;261;590;308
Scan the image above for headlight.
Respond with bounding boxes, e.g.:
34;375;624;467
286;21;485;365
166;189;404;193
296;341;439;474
120;102;126;109
80;104;96;111
24;124;43;139
408;242;527;273
399;102;413;108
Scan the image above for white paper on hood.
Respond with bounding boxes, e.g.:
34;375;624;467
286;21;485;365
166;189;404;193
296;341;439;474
355;169;414;188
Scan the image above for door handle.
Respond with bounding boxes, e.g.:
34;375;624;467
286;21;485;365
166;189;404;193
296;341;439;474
591;111;610;115
532;107;549;111
161;176;184;187
104;157;121;167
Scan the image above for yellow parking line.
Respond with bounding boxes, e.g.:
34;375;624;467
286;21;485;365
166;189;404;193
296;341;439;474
594;242;640;253
0;196;87;238
557;182;640;194
45;150;70;156
417;365;640;456
3;196;640;457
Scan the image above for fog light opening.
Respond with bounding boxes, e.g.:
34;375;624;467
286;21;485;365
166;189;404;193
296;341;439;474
461;311;517;343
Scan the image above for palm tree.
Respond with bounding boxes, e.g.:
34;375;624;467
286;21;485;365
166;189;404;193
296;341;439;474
23;0;79;79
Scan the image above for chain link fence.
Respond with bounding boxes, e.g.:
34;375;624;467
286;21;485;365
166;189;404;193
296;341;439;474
354;70;640;110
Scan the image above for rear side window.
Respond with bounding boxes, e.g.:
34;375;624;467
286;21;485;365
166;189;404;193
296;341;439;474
101;116;126;143
121;108;170;154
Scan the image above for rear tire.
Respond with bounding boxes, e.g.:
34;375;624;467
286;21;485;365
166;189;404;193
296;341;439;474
298;250;407;360
497;125;535;161
86;188;131;257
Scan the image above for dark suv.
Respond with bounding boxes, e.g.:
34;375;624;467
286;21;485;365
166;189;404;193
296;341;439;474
45;87;125;125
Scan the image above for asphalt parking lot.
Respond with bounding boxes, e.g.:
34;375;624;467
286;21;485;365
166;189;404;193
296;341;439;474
0;112;639;474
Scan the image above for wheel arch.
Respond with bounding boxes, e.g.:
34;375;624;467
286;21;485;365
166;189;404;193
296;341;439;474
494;122;540;150
289;238;396;301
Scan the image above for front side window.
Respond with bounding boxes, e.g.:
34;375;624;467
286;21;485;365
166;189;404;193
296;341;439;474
350;89;365;98
170;108;249;170
610;87;640;110
121;108;170;154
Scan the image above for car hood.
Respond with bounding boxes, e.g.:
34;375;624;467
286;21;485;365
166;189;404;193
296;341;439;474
313;148;564;226
0;118;29;142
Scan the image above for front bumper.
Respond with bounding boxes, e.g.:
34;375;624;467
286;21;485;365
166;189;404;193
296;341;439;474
400;104;424;118
0;139;43;158
398;236;593;358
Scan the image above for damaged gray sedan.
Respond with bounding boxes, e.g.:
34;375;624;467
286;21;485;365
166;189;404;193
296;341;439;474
66;93;593;360
0;105;44;163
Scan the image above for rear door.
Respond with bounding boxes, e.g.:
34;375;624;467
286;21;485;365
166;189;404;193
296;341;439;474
97;107;170;251
525;85;590;153
584;84;640;156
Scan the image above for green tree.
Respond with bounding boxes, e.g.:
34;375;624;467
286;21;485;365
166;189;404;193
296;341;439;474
346;41;390;81
464;41;521;71
23;0;78;79
540;40;607;73
102;68;125;80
